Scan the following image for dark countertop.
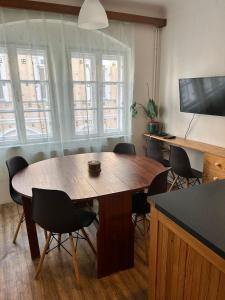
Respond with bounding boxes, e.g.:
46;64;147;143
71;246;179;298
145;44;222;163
152;180;225;259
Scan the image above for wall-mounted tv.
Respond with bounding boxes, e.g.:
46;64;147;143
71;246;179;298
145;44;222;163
179;76;225;116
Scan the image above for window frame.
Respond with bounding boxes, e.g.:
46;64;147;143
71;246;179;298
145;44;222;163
0;44;55;146
69;49;128;139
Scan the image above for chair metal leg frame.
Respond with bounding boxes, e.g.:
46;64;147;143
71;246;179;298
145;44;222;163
13;211;25;243
35;232;81;286
35;229;96;286
43;230;96;257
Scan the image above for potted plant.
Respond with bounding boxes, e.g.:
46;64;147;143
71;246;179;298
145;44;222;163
130;90;160;134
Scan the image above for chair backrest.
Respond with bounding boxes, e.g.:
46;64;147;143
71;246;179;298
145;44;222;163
32;188;76;233
169;145;193;178
146;139;164;162
113;143;136;155
6;156;28;200
148;168;170;196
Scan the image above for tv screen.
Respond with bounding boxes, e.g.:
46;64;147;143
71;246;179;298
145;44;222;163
179;76;225;116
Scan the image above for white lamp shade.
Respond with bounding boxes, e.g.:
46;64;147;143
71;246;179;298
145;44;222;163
78;0;109;30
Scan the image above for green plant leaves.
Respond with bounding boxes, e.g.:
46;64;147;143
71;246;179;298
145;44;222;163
130;99;158;120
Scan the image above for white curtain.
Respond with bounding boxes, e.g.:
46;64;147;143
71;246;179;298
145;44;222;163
0;7;134;203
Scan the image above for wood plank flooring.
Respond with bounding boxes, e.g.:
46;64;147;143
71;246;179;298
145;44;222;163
0;203;148;300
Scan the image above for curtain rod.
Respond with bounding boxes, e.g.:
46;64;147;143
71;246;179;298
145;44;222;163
0;0;167;28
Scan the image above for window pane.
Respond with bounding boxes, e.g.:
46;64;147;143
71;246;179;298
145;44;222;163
74;110;97;135
17;50;47;81
21;83;50;110
73;83;96;109
0;82;14;104
103;84;123;108
102;56;124;82
0;50;10;80
0;112;17;141
24;111;52;139
103;109;123;133
71;55;95;81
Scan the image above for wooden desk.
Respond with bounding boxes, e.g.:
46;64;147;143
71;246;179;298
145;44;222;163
12;152;165;278
144;134;225;183
144;133;225;157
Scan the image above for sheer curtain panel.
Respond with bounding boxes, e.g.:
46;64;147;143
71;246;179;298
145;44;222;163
0;7;134;203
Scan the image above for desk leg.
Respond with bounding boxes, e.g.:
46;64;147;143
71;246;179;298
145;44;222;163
22;196;40;259
97;191;134;278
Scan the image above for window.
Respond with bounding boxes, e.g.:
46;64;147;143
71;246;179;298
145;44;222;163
71;53;97;135
102;55;124;133
71;52;125;137
0;47;127;146
0;47;52;144
17;49;52;140
0;48;18;142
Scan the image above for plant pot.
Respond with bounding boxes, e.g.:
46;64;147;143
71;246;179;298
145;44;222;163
147;121;160;134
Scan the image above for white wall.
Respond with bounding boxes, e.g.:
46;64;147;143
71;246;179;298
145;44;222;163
159;0;225;170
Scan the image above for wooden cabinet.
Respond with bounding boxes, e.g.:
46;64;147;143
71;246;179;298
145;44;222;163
149;206;225;300
203;153;225;183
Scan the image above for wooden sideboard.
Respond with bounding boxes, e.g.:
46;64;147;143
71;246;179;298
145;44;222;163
144;134;225;183
149;181;225;300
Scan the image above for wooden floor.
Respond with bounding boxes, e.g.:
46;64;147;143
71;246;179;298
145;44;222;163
0;203;149;300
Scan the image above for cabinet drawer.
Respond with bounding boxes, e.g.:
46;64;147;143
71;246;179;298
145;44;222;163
203;153;225;183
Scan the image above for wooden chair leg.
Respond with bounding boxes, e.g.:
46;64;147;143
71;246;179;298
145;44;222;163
197;178;201;184
44;230;48;240
58;234;61;249
81;228;97;256
69;233;81;287
13;211;24;243
134;214;138;227
143;217;149;264
169;175;179;192
35;232;51;279
185;178;190;188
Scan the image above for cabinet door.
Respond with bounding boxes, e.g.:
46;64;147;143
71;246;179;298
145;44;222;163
203;153;225;183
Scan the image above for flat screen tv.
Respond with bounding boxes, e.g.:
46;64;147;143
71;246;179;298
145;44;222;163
179;76;225;116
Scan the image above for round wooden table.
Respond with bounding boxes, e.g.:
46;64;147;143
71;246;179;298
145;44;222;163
12;152;165;277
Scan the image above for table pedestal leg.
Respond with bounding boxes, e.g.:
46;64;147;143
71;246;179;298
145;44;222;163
22;196;40;259
97;191;134;278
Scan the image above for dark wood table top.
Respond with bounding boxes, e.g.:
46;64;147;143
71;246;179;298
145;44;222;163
12;152;165;200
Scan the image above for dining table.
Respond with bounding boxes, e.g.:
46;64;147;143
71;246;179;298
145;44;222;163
12;152;165;278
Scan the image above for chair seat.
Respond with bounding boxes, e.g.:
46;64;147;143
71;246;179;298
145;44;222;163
132;192;150;215
191;168;202;179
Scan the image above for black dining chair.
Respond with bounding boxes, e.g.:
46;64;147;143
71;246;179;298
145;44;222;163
6;156;28;243
132;168;170;262
32;188;96;286
169;145;202;191
113;143;136;155
146;139;170;167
